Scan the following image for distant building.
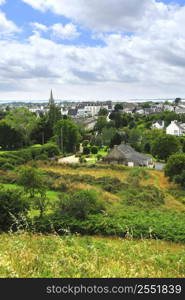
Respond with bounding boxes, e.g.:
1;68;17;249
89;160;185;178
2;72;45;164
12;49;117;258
166;120;185;136
49;89;55;105
103;143;153;167
151;120;165;130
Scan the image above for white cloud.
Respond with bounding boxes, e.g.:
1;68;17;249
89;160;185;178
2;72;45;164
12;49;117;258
51;23;80;40
31;22;48;32
0;11;20;37
0;0;6;5
31;22;80;40
1;1;185;100
22;0;169;32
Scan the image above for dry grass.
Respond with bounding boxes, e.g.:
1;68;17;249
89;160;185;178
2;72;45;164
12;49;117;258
0;233;185;278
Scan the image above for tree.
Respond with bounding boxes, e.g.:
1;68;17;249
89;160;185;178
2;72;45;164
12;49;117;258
128;128;142;151
56;190;105;220
55;119;81;153
30;117;53;145
110;132;122;148
114;104;123;111
18;166;48;217
0;121;24;150
4;108;37;146
94;116;108;133
91;146;98;154
98;108;108;116
165;153;185;180
0;186;29;231
83;146;90;155
152;134;182;161
174;98;181;106
102;127;117;146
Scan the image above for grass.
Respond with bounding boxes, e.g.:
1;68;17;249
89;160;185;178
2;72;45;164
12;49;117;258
0;233;184;278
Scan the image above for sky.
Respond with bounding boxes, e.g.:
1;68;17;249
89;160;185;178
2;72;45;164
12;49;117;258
0;0;185;101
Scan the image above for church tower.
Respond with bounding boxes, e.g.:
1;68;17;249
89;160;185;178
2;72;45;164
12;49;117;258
49;89;55;105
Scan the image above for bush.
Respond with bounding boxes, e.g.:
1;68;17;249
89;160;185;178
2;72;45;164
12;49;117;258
126;186;165;207
0;186;29;232
33;209;185;244
79;156;86;163
82;140;89;147
91;146;98;154
83;147;91;155
56;190;105;220
1;162;14;171
165;153;185;181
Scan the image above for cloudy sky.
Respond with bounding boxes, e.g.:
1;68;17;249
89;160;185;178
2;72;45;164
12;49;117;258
0;0;185;101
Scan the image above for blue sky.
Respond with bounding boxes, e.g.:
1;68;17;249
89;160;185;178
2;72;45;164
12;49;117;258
0;0;185;101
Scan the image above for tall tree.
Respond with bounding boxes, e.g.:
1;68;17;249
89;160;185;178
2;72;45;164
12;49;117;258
0;121;24;150
55;119;81;153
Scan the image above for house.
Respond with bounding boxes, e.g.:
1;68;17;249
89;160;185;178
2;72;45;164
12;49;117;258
166;120;185;136
103;143;153;167
151;120;165;130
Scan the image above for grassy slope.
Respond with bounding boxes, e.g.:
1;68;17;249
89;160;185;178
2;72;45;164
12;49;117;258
1;164;185;278
41;164;185;212
0;233;185;278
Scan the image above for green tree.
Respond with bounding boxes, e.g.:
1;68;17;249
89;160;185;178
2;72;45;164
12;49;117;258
0;186;29;231
110;132;122;148
18;166;48;217
152;135;182;161
98;108;108;116
94;116;108;133
0;121;24;150
55;119;81;153
4;107;37;146
165;153;185;180
114;104;123;111
102;127;116;146
57;190;105;220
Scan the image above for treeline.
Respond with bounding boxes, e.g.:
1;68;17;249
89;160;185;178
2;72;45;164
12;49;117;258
0;104;83;153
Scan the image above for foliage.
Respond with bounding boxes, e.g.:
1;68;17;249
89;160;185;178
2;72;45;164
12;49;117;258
165;153;185;188
0;121;24;150
55;119;81;153
152;134;182;161
91;146;98;154
83;146;91;155
0;185;29;232
56;190;105;220
18;166;48;217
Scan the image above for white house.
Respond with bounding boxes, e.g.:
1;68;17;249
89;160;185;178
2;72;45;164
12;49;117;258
166;121;185;136
151;120;165;130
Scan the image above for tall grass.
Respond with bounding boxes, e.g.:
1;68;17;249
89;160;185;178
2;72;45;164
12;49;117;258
0;233;185;278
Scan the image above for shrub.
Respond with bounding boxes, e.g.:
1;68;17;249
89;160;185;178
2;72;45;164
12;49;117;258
0;185;29;232
79;156;86;163
83;147;91;155
91;146;98;154
82;140;89;147
126;186;165;207
56;190;105;220
1;162;14;171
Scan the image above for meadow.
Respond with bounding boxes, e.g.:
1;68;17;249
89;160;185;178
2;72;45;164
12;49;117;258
0;233;185;278
0;162;185;278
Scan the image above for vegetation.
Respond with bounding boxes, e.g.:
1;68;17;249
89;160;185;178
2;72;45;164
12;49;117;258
0;234;185;278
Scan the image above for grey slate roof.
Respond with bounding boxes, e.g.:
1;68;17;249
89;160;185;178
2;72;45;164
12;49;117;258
104;143;153;166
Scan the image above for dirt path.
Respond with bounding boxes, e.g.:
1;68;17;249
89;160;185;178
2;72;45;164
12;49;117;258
58;155;93;164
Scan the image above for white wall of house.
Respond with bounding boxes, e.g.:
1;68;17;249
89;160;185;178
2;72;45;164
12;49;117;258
151;121;165;130
166;121;183;136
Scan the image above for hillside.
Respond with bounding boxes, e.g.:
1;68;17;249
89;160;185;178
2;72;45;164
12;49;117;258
0;233;185;278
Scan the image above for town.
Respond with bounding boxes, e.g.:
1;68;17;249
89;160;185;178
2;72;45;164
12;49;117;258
0;0;185;283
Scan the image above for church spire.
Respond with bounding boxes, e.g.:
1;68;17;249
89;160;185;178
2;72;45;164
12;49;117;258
49;89;55;105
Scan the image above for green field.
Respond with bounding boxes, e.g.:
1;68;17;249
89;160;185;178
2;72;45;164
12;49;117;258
0;233;185;278
1;163;185;278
